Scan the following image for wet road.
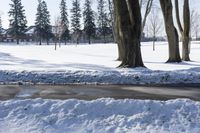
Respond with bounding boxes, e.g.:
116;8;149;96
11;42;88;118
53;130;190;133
0;85;200;101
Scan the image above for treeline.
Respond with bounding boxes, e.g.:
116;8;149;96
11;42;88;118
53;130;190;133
0;0;113;44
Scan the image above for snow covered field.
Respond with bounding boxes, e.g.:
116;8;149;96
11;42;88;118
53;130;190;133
0;42;199;84
0;98;200;133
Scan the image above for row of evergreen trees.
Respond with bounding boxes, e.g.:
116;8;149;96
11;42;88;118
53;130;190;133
5;0;112;44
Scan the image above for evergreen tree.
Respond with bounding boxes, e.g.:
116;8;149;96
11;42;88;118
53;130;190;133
8;0;27;44
0;16;3;42
60;0;70;44
83;0;96;44
97;0;109;43
35;0;43;45
71;0;81;44
42;1;52;45
35;0;52;45
0;17;3;34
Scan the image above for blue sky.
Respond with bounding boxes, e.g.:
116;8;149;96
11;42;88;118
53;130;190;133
0;0;199;28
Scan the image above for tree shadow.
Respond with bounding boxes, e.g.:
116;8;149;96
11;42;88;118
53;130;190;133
0;52;117;71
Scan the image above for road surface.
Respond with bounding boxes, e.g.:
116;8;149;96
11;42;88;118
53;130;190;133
0;85;200;101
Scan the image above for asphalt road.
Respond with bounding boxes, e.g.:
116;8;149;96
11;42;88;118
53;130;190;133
0;85;200;101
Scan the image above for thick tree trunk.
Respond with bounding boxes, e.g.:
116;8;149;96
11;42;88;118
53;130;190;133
160;0;181;62
113;0;124;61
175;0;190;61
182;36;190;60
182;0;190;61
114;0;144;68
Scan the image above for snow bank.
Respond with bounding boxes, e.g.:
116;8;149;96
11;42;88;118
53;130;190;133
0;98;199;133
0;67;200;85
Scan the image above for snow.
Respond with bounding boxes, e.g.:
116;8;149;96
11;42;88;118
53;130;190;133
0;98;199;133
0;42;200;133
0;42;199;84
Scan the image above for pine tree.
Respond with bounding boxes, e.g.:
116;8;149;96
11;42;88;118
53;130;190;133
35;0;43;45
60;0;70;44
42;1;52;45
0;17;3;34
35;0;52;45
83;0;96;44
0;16;3;42
71;0;81;44
8;0;27;44
97;0;109;43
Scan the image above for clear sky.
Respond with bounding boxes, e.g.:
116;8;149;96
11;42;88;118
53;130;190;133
0;0;199;29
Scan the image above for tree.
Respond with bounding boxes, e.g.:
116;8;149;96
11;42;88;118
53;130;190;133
0;16;3;36
83;0;96;44
35;0;43;45
113;0;144;68
113;0;123;61
107;0;115;41
175;0;191;61
54;16;63;50
148;8;162;51
60;0;70;44
159;0;181;62
190;10;200;40
97;0;109;43
71;0;81;44
35;0;52;45
42;1;52;45
0;16;4;42
8;0;27;44
140;0;154;34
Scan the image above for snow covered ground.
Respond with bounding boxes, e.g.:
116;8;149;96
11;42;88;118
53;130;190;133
0;98;199;133
0;42;200;133
0;42;199;84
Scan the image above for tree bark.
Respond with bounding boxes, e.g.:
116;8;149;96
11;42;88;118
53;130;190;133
182;0;190;61
113;0;124;61
175;0;190;61
160;0;181;62
114;0;144;67
108;0;116;42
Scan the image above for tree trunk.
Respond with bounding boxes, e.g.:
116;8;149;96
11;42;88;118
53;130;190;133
17;38;19;44
114;0;144;68
39;38;42;45
159;0;181;62
88;36;91;44
108;0;116;42
175;0;190;61
113;0;124;61
182;0;190;61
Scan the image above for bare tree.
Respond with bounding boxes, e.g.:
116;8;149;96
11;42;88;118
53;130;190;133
54;16;63;50
148;9;162;51
175;0;191;61
159;0;181;62
140;0;154;34
107;0;115;41
190;10;200;41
